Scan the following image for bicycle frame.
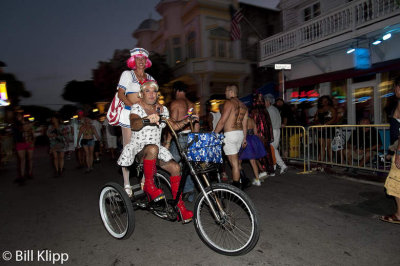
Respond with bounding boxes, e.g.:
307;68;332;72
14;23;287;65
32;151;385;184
163;118;224;222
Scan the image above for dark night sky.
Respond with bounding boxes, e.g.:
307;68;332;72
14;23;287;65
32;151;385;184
0;0;160;110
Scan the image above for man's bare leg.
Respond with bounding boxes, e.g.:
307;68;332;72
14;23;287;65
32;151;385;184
227;154;240;183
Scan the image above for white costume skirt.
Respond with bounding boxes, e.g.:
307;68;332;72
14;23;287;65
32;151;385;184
117;143;173;167
118;108;131;128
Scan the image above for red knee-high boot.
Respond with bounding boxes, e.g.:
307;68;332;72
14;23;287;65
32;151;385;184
170;175;193;223
143;159;164;201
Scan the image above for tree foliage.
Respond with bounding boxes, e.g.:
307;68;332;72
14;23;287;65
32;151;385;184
64;49;174;104
59;104;78;120
62;80;98;104
92;49;130;101
146;53;173;87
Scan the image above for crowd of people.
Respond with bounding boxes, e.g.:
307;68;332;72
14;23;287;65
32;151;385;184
2;46;399;225
2;109;119;185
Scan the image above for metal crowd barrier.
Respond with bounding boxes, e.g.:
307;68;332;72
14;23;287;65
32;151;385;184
280;124;391;174
280;126;308;173
307;124;390;173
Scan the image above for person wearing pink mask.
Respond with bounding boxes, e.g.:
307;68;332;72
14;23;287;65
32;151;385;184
116;48;155;197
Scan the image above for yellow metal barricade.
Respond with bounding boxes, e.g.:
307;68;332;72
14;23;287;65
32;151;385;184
307;124;390;173
280;126;308;174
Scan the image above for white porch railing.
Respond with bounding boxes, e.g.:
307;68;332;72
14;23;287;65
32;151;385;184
260;0;400;63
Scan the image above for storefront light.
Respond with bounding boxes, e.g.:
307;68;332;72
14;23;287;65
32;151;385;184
382;33;392;40
372;39;381;45
346;48;355;54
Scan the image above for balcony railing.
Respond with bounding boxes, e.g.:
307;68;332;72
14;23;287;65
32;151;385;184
260;0;400;64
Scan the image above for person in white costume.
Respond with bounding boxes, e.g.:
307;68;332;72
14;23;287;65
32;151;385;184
115;48;155;194
117;81;194;223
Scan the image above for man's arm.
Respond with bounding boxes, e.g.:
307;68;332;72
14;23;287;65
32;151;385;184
164;101;181;148
214;101;232;134
130;113;159;131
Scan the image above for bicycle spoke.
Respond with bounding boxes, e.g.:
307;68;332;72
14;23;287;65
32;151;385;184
107;190;126;234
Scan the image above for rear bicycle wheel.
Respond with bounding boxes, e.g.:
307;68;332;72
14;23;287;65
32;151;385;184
99;182;135;239
194;183;260;256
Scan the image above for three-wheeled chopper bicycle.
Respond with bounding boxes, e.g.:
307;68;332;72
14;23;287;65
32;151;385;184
99;116;260;256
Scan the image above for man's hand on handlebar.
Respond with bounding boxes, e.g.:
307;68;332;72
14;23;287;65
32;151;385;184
147;113;160;125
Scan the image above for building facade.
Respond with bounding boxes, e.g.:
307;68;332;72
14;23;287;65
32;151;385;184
134;0;280;111
259;0;400;124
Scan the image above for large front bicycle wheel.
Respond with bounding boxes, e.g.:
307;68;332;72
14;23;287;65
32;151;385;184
194;183;260;256
99;182;135;239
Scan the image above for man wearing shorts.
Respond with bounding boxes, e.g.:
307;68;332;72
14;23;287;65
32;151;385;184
214;84;248;188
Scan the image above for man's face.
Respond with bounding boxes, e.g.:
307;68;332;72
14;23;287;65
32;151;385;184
395;85;400;98
142;85;158;105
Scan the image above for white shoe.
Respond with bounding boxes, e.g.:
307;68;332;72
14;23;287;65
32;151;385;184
280;166;288;175
124;185;133;197
252;179;261;186
269;172;275;177
259;172;267;180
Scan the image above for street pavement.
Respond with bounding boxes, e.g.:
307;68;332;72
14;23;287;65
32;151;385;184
0;146;398;266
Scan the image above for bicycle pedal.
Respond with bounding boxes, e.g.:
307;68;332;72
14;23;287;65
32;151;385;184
131;184;142;191
133;190;145;199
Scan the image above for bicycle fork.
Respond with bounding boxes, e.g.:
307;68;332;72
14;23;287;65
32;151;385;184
183;156;225;223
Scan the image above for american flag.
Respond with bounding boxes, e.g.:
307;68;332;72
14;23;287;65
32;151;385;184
230;8;243;41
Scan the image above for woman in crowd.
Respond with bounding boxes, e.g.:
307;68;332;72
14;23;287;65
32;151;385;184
116;48;155;197
77;117;101;173
250;93;274;178
47;114;68;177
13;112;35;183
314;95;337;163
239;115;267;186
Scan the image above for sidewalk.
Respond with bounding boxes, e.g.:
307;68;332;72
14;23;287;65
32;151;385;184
286;160;388;184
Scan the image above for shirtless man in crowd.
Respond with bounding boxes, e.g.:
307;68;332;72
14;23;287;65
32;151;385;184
214;84;248;188
165;82;199;201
